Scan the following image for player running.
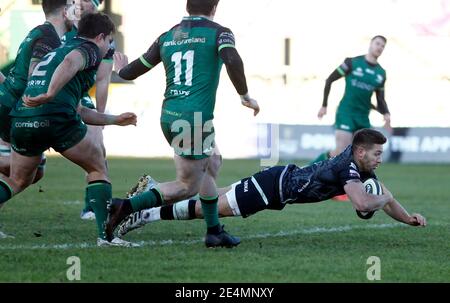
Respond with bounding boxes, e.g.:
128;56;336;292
105;0;260;248
63;0;116;221
312;35;392;201
0;13;137;247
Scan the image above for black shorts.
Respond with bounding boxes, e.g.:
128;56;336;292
226;166;287;218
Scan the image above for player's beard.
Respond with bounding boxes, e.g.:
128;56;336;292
64;18;74;32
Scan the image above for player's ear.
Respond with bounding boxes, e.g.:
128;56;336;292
355;145;366;160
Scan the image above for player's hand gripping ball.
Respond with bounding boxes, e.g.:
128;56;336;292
356;178;382;220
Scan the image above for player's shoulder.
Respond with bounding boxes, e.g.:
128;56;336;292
332;146;355;170
351;55;367;63
24;22;51;42
211;21;233;34
376;62;386;74
184;16;232;32
33;22;58;38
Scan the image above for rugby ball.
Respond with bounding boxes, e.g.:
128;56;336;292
356;178;382;220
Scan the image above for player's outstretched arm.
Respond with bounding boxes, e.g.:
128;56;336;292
380;184;426;226
78;105;137;126
319;69;343;119
23;50;85;107
219;47;259;116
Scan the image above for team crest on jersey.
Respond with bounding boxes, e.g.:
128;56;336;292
352;67;364;77
365;68;375;75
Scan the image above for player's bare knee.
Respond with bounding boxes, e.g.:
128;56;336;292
182;184;199;198
207;154;222;178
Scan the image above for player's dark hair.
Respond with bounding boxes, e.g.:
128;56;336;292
371;35;387;43
42;0;67;16
352;129;387;151
77;12;115;39
187;0;219;15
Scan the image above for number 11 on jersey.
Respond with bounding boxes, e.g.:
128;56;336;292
171;50;194;86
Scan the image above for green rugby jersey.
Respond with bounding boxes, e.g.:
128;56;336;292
61;24;114;109
140;16;236;123
336;55;386;116
11;38;102;117
60;25;78;45
1;22;61;106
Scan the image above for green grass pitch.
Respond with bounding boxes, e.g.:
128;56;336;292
0;157;448;282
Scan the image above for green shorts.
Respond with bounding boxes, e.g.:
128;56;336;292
334;111;371;133
0;103;12;143
10;113;87;156
160;120;215;160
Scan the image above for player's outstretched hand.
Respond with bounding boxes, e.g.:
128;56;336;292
317;106;327;119
408;213;427;227
113;52;129;74
240;94;260;116
114;112;137;126
22;93;53;107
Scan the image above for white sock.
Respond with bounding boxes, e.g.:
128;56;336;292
142;207;161;223
0;144;11;157
173;200;190;220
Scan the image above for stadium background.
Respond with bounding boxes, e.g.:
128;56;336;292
2;0;450;160
0;0;449;285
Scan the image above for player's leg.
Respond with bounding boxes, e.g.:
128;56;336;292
1;115;50;206
0;155;10;176
60;126;112;241
157;154;208;203
0;150;41;206
207;145;229;196
117;186;234;237
80;124;104;220
0;150;45;184
117;171;276;238
105;155;209;241
330;129;353;201
329;129;353;157
124;147;227;200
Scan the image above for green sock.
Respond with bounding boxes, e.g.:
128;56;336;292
86;181;111;240
129;188;163;212
200;195;219;229
309;151;330;165
0;179;13;204
82;188;93;213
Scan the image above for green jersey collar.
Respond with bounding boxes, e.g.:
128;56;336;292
183;16;211;21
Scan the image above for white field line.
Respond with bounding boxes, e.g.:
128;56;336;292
0;222;412;250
